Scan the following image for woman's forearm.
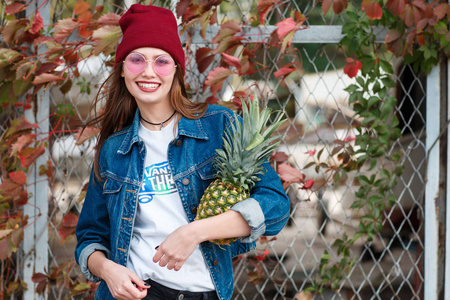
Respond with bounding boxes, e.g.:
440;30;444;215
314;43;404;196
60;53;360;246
190;210;251;242
87;250;113;279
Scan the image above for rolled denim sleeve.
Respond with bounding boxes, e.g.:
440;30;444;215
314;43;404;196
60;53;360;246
230;162;290;243
230;198;265;243
78;243;111;282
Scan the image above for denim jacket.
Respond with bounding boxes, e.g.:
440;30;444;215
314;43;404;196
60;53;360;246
75;105;290;300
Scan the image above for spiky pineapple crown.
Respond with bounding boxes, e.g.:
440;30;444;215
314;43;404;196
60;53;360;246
215;95;285;191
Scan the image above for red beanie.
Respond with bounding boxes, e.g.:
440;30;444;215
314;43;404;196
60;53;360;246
115;4;185;74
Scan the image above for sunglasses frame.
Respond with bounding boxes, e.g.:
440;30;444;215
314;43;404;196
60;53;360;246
123;53;177;76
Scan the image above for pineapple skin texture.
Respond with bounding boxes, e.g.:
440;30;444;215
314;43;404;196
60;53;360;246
196;179;249;245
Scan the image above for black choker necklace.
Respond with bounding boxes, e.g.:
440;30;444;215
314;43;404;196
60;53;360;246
140;111;176;130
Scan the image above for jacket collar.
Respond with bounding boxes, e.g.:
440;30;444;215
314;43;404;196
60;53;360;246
118;108;208;155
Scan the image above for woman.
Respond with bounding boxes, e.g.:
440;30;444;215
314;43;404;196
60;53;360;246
75;4;290;300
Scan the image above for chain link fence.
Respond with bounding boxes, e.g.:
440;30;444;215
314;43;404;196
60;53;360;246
1;0;434;299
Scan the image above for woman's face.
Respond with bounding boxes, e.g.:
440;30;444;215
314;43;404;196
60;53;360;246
121;47;176;108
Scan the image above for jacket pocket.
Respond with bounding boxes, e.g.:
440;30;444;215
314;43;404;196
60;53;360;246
196;156;216;181
103;177;123;210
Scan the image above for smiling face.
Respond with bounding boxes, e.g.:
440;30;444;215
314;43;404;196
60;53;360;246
121;47;176;110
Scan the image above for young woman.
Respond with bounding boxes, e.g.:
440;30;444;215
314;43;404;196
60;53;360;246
75;4;290;300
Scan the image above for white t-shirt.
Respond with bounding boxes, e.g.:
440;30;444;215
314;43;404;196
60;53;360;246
126;119;215;292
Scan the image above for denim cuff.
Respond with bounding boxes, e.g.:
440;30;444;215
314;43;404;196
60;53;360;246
79;243;110;282
231;197;266;243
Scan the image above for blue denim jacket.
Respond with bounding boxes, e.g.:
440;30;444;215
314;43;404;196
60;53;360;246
75;105;290;300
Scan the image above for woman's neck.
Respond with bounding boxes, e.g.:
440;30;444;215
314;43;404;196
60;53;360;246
139;103;176;131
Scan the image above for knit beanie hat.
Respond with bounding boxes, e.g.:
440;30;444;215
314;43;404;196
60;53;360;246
115;4;185;74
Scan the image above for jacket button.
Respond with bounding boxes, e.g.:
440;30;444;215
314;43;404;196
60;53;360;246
182;178;190;185
191;207;197;214
175;140;182;147
213;259;219;266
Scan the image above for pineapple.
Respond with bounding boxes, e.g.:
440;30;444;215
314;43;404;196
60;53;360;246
196;95;285;245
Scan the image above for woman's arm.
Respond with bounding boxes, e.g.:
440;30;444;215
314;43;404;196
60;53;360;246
153;209;250;271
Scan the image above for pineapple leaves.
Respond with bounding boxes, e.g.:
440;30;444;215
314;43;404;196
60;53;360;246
214;95;286;190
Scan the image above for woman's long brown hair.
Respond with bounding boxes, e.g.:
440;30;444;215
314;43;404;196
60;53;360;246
85;62;207;181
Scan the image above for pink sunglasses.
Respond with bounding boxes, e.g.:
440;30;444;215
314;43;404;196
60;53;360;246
124;53;177;76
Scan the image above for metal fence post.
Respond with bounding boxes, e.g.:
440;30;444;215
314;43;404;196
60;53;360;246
425;65;441;300
22;1;50;299
445;57;450;300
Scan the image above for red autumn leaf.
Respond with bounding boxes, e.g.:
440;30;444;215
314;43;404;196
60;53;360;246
92;25;122;56
7;117;38;138
5;3;26;15
385;29;404;55
294;11;307;23
18;145;45;168
32;73;65;85
343;57;362;78
254;255;267;262
30;12;44;34
275;18;299;40
306;149;316;156
74;1;91;15
322;0;333;15
257;0;278;24
0;227;23;260
274;64;298;79
39;159;54;178
2;19;27;44
176;0;192;20
205;96;219;104
387;0;406;15
211;20;241;44
195;47;214;73
343;136;356;143
434;3;449;20
222;53;241;72
10;133;37;155
31;273;48;284
17;189;28;206
403;5;415;27
74;126;100;145
272;151;289;163
0;179;22;198
204;67;236;95
301;179;314;190
204;67;236;86
212;21;243;54
97;13;121;26
62;212;79;227
333;0;348;15
9;171;26;185
362;0;383;20
277;163;305;185
54;18;80;42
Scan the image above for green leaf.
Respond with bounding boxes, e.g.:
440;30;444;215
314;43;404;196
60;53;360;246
379;59;393;73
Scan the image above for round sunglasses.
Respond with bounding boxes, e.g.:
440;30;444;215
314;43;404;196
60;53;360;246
123;53;177;76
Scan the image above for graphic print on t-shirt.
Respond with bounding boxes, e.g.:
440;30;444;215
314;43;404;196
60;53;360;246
139;161;177;203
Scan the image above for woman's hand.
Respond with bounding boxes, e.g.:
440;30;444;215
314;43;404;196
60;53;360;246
88;251;149;300
152;224;202;271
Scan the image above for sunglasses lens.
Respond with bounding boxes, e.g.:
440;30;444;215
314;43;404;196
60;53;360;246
154;56;175;76
124;53;146;73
